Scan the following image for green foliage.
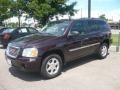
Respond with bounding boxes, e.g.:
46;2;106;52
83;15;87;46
112;34;119;46
10;0;28;16
25;0;77;25
1;0;77;26
99;14;108;21
0;0;12;25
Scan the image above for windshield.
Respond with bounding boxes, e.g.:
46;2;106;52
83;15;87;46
41;21;70;36
2;28;14;33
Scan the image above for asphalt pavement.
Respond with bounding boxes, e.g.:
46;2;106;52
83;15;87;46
0;48;120;90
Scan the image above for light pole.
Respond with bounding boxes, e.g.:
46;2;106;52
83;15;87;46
18;10;22;27
81;8;82;18
88;0;91;18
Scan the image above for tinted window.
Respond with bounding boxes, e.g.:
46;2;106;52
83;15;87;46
69;20;88;35
88;20;109;32
18;28;28;33
97;20;109;30
0;28;5;33
2;28;14;33
88;20;99;32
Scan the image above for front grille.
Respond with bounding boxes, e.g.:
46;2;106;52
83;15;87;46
6;45;20;58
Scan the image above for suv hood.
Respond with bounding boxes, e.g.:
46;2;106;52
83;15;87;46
11;33;57;48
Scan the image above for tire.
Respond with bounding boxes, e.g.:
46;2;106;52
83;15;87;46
41;54;63;79
97;43;108;59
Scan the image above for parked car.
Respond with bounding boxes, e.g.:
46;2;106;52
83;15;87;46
0;27;10;34
0;28;9;43
5;18;112;79
0;26;4;30
0;27;38;47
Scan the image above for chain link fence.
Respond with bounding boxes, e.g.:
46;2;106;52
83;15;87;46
110;29;120;52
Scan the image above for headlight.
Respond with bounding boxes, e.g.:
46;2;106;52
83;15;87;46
22;48;38;57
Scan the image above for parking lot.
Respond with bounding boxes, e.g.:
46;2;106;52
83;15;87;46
0;48;120;90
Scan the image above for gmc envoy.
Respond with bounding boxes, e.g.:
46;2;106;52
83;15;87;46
6;18;112;79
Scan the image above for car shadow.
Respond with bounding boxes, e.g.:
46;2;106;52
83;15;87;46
63;54;99;72
9;67;44;81
9;54;100;81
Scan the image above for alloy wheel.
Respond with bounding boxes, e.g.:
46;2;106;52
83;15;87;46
46;57;60;75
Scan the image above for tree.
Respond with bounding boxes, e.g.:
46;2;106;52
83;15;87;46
0;0;12;26
3;0;76;27
99;14;108;21
27;0;77;26
10;0;29;27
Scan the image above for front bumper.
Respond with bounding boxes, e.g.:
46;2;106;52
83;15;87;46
6;55;42;72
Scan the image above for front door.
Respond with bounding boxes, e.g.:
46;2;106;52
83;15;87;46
64;20;88;61
64;20;100;62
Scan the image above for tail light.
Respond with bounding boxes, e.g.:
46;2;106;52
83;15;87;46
3;33;11;39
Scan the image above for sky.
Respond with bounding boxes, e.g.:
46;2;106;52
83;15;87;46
6;0;120;24
68;0;120;21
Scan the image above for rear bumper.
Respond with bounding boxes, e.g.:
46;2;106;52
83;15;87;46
6;55;42;72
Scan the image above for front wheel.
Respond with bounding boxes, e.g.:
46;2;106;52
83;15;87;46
97;43;108;59
41;54;63;79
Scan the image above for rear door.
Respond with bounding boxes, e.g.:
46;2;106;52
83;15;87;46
80;20;101;55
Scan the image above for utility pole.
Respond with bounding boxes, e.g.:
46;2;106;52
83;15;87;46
18;15;21;27
18;10;22;27
88;0;91;18
81;8;82;18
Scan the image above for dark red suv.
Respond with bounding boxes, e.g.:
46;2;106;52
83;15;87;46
5;18;112;79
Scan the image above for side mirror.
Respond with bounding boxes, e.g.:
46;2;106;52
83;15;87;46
70;31;80;36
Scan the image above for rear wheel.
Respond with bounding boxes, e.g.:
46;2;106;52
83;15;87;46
97;43;108;59
41;54;63;79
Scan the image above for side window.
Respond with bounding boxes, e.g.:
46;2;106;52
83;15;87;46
98;21;109;30
18;28;28;34
88;20;100;32
28;28;38;33
69;20;88;36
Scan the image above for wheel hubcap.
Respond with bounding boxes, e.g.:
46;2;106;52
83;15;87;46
46;57;60;75
101;45;107;57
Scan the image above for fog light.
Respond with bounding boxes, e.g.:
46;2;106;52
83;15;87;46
29;58;36;62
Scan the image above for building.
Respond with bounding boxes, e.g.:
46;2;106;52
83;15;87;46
109;22;120;30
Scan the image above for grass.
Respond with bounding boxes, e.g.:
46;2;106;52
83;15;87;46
112;34;119;46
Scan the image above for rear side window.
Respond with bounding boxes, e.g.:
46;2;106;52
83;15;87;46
97;21;110;30
88;20;99;32
88;20;109;32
